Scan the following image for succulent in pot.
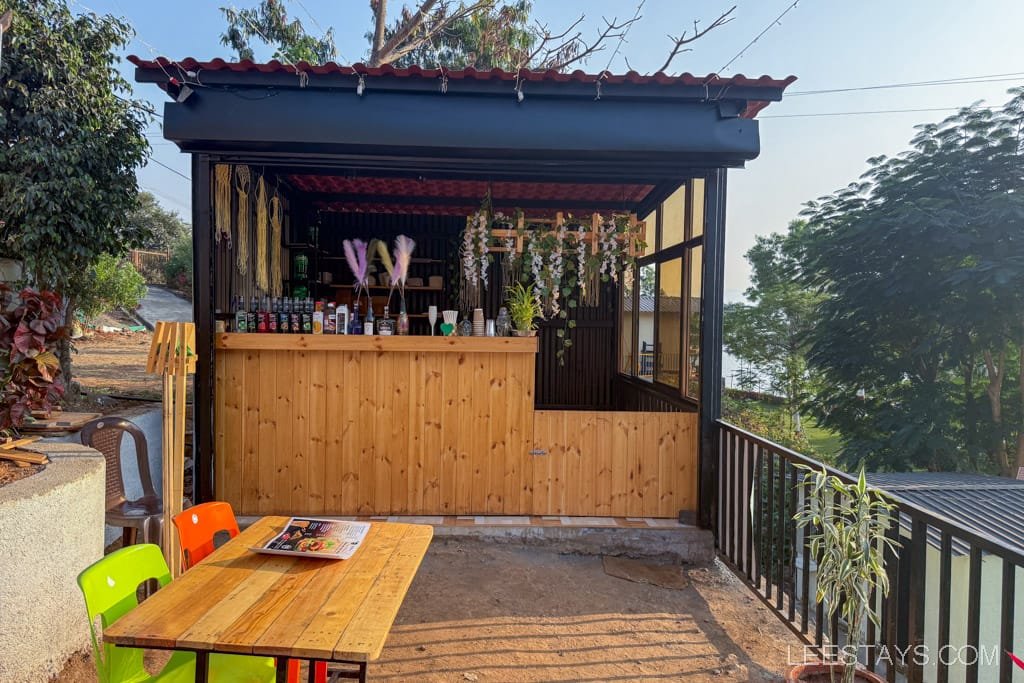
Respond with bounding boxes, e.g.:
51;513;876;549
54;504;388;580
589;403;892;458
788;467;897;683
505;282;543;337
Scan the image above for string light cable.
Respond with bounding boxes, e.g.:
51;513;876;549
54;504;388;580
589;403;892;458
718;0;801;75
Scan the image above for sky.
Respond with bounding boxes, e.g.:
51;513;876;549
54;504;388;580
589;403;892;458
77;0;1024;302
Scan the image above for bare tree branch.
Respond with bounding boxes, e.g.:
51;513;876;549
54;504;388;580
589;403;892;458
532;14;642;73
656;6;735;74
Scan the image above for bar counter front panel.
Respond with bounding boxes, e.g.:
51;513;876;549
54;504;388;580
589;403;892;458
214;334;697;517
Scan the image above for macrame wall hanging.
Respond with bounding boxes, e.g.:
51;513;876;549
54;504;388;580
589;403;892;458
214;164;232;244
234;165;250;275
269;190;283;297
254;175;269;292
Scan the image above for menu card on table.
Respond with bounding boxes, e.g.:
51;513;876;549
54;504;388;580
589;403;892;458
252;517;370;560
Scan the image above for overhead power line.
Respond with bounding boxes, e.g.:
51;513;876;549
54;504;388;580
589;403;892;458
718;0;800;74
148;157;191;181
760;105;1001;119
787;71;1024;97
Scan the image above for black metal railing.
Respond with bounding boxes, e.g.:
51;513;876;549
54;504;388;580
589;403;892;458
715;420;1024;683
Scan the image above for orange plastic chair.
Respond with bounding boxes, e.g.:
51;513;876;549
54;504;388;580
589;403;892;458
171;502;327;683
171;501;239;570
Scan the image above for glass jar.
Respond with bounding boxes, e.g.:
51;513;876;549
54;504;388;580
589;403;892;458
495;307;511;336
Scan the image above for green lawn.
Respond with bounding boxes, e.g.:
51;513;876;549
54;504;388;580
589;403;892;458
752;399;843;460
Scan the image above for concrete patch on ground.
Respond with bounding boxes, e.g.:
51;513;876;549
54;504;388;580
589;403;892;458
0;442;104;682
601;555;691;589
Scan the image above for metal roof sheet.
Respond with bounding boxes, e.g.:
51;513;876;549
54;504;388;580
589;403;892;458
866;473;1024;556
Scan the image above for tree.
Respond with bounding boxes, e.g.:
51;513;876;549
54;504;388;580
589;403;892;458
724;220;822;435
0;0;151;384
801;89;1024;474
75;254;148;325
221;1;735;73
129;191;190;252
221;0;336;64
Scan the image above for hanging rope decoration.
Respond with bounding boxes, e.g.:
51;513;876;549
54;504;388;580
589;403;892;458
269;190;283;298
214;165;232;244
234;165;251;275
255;175;269;292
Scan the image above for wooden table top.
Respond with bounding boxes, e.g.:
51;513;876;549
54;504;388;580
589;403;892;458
103;517;433;662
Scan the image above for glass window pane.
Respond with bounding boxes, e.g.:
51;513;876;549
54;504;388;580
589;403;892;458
637;263;655;381
686;246;703;399
655;258;683;388
619;268;635;374
660;185;686;249
690;178;705;239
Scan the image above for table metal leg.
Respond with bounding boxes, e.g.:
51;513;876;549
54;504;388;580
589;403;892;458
195;651;209;683
307;660;318;683
275;657;291;683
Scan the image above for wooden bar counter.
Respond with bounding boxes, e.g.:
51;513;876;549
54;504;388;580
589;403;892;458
214;333;539;516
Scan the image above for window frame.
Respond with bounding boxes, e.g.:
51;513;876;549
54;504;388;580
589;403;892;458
617;178;706;403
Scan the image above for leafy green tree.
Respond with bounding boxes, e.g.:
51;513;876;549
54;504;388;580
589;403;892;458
372;1;534;70
221;0;336;64
75;254;148;325
129;191;190;252
725;220;823;436
164;234;193;296
0;0;151;383
222;1;732;72
801;90;1024;474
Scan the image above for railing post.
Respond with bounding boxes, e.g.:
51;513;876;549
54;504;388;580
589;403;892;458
698;168;727;530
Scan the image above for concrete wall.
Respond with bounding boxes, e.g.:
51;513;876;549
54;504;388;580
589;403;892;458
0;443;105;683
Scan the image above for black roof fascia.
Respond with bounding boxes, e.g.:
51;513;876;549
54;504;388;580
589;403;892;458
157;87;761;176
135;67;787;105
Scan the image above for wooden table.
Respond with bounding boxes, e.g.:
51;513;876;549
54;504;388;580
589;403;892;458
103;517;433;683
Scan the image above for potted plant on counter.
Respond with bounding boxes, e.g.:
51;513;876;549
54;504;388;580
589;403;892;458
788;468;897;683
505;282;542;337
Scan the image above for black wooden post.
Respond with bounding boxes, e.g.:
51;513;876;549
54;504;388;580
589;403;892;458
698;168;727;530
191;154;215;504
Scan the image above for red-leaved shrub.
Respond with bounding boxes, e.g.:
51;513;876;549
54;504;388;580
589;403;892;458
0;287;67;431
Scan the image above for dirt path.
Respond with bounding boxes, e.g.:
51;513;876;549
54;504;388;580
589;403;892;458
56;542;802;682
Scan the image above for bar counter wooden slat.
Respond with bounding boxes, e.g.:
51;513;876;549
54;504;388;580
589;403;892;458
215;332;538;516
215;333;539;353
213;333;698;518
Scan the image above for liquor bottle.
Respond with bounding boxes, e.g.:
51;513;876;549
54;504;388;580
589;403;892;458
234;295;247;333
247;295;257;333
302;298;313;334
377;306;395;336
290;296;301;334
280;297;291;333
348;301;363;335
257;296;269;333
339;304;349;334
397;301;409;336
363;301;375;335
269;297;279;334
326;302;337;334
312;300;324;334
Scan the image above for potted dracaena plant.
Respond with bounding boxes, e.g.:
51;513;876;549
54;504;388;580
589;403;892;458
505;281;543;337
787;467;898;683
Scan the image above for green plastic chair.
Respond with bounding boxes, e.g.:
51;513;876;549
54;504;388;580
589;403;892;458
78;544;277;683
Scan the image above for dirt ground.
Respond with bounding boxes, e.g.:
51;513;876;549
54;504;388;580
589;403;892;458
55;541;801;682
71;329;161;400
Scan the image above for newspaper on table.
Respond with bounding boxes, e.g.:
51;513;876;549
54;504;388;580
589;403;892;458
252;517;370;560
